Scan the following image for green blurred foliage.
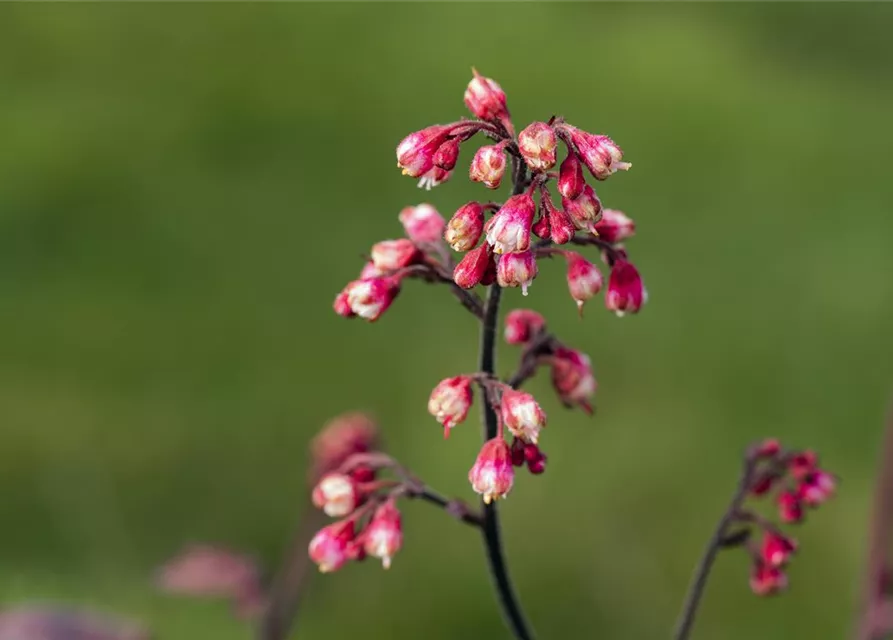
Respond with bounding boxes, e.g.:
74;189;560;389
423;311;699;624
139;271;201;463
1;4;892;639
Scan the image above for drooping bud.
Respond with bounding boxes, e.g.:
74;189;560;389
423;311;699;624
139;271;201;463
417;166;452;191
562;184;602;233
469;144;507;189
308;520;355;573
428;375;474;438
504;309;546;345
605;259;647;316
749;471;778;497
560;125;631;180
497;250;538;296
777;491;804;523
333;288;356;318
564;252;603;314
363;500;403;570
550;346;596;413
510;437;526;467
524;442;547;475
542;188;576;245
531;208;550;240
453;243;493;289
481;253;498;286
399;204;446;245
788;450;818;479
464;68;513;135
370;239;422;272
557;150;585;199
485;193;536;254
468;437;514;504
501;388;547;444
312;473;360;518
518;121;557;171
396;125;454;178
433;137;461;171
760;531;797;567
345;276;402;322
750;562;788;596
445;202;485;251
798;470;836;506
594;209;636;244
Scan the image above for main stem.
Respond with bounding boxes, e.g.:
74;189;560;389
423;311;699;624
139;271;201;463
672;460;754;640
477;158;534;640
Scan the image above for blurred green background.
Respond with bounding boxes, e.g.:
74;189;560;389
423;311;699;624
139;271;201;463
2;3;892;639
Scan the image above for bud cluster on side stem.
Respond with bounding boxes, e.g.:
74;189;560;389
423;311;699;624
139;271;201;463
673;439;837;640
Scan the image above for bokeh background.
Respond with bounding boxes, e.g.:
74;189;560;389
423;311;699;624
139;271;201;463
2;3;893;639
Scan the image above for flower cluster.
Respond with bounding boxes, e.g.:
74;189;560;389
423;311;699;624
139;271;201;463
427;308;597;502
720;439;837;596
306;414;481;574
335;68;646;324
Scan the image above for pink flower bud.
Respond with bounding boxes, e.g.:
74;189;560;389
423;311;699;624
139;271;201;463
453;243;492;289
605;259;647;316
311;473;360;517
399;204;446;245
310;412;378;482
750;562;788;596
345;276;402;322
445;202;485;251
510;437;526;467
417;166;452;191
370;239;422;272
594;209;636;244
308;520;355;573
485;193;536;254
524;442;547;475
504;309;546;345
333;288;355;318
542;191;576;245
557;151;585;200
565;252;603;314
531;209;550;240
560;125;631;180
468;437;514;504
550;347;596;413
798;470;836;506
518;121;557;171
749;471;778;496
363;500;403;569
396;125;454;178
777;491;804;523
428;375;474;438
433;138;461;171
562;184;602;233
469;144;507;189
760;531;797;567
464;68;513;135
497;250;538;296
501;388;546;444
788;450;818;479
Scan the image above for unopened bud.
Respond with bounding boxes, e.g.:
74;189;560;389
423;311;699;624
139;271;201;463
370;239;422;272
433;137;461;171
485;193;536;254
428;375;474;438
557;150;585;200
399;204;446;245
565;252;603;314
469;144;507;189
594;209;636;244
363;500;403;570
312;473;360;517
497;250;538;296
464;68;513;135
559;124;631;180
562;184;602;233
445;202;485;251
504;309;546;345
345;276;402;322
308;520;356;573
518;121;557;171
468;437;514;504
453;243;493;289
501;388;547;444
396;125;454;178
